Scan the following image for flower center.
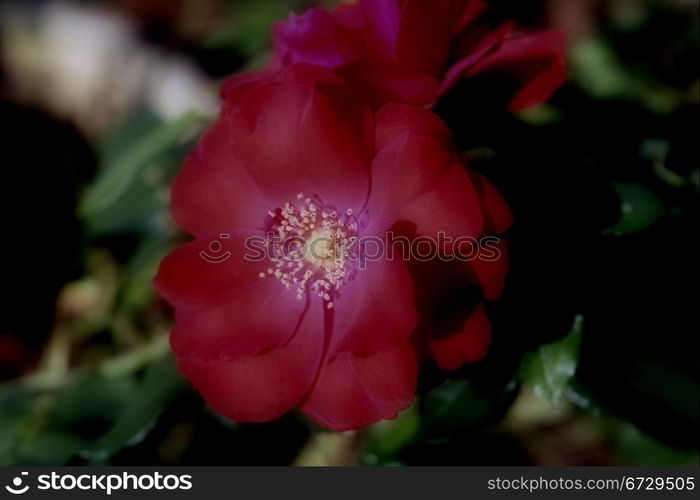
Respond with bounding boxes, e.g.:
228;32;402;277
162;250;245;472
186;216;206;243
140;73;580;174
259;193;359;309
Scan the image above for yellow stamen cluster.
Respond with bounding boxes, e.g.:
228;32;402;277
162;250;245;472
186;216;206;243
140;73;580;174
259;193;358;309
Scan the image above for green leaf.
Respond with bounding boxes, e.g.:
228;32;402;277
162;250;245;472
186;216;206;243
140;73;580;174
86;172;163;236
519;315;583;406
570;38;678;113
53;375;138;427
420;378;518;435
364;404;420;462
570;38;631;98
80;112;201;218
80;355;187;464
15;432;87;466
100;110;162;166
515;104;562;126
640;139;688;188
0;388;35;465
604;181;666;236
204;0;299;57
118;234;174;310
0;387;87;466
615;422;699;466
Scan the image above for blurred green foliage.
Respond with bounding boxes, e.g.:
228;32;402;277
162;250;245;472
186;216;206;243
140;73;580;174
0;355;185;466
519;316;582;406
204;0;305;60
81;111;202;222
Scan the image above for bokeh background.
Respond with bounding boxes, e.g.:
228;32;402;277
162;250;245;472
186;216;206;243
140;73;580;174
0;0;698;466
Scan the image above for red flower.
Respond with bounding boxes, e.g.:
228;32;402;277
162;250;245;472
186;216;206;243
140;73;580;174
154;65;511;430
224;0;566;111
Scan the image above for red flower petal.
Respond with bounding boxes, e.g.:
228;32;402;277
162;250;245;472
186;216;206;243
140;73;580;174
168;276;308;360
358;0;402;62
467;30;567;111
398;161;484;243
301;344;417;431
466;169;513;235
335;56;439;108
332;2;365;34
255;1;565;112
228;70;373;211
396;0;453;77
367;125;454;234
469;238;510;301
273;9;360;67
372;131;454;206
178;300;325;423
219;70;270;102
451;0;489;35
153;233;303;327
329;257;417;357
170;118;272;237
368;104;485;241
368;130;483;241
429;303;492;369
438;21;513;99
375;103;452;151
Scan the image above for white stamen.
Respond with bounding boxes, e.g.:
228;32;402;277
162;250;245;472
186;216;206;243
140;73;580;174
264;194;359;303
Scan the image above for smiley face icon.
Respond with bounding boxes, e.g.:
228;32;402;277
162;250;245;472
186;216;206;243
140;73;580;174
199;234;232;263
5;472;29;495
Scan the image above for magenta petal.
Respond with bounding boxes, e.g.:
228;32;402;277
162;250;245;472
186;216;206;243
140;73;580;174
272;9;359;67
358;0;402;62
178;301;324;423
301;344;417;431
329;257;417;357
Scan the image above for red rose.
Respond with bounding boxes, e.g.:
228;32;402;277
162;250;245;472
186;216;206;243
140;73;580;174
154;65;511;430
223;0;566;111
